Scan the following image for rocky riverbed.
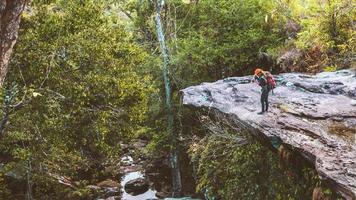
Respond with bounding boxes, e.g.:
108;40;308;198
118;139;200;200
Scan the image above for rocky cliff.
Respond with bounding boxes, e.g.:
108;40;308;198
181;70;356;199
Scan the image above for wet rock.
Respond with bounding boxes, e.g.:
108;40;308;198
121;155;134;166
124;177;149;195
181;70;356;199
156;191;171;198
120;165;143;173
88;182;121;199
97;179;120;188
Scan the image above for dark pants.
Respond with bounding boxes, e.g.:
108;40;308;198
261;86;270;112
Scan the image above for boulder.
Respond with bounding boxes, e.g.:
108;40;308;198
124;177;149;195
181;70;356;199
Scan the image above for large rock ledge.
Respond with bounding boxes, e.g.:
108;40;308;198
181;70;356;199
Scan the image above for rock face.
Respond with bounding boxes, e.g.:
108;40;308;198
181;70;356;199
124;177;149;195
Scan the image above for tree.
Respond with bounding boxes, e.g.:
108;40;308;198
0;0;28;87
1;1;155;198
295;0;355;68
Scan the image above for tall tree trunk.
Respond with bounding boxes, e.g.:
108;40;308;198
154;0;182;197
0;0;27;88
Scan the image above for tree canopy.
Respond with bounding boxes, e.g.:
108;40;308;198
0;0;354;199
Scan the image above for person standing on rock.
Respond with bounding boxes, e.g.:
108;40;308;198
253;68;275;114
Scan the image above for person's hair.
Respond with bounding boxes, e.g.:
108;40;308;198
255;68;266;77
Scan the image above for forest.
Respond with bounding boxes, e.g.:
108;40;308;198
0;0;355;199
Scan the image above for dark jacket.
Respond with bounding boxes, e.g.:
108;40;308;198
254;74;268;87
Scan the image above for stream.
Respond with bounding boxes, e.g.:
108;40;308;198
118;140;200;200
121;171;158;200
120;155;158;200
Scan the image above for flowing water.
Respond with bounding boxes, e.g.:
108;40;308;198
121;171;158;200
120;155;158;200
118;147;200;200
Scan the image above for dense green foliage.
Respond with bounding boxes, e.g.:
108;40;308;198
189;134;318;200
124;0;286;86
1;1;154;199
170;0;285;83
283;0;355;71
0;0;354;199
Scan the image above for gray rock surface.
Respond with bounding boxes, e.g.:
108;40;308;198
181;70;356;199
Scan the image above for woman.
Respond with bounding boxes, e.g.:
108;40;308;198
254;68;270;114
